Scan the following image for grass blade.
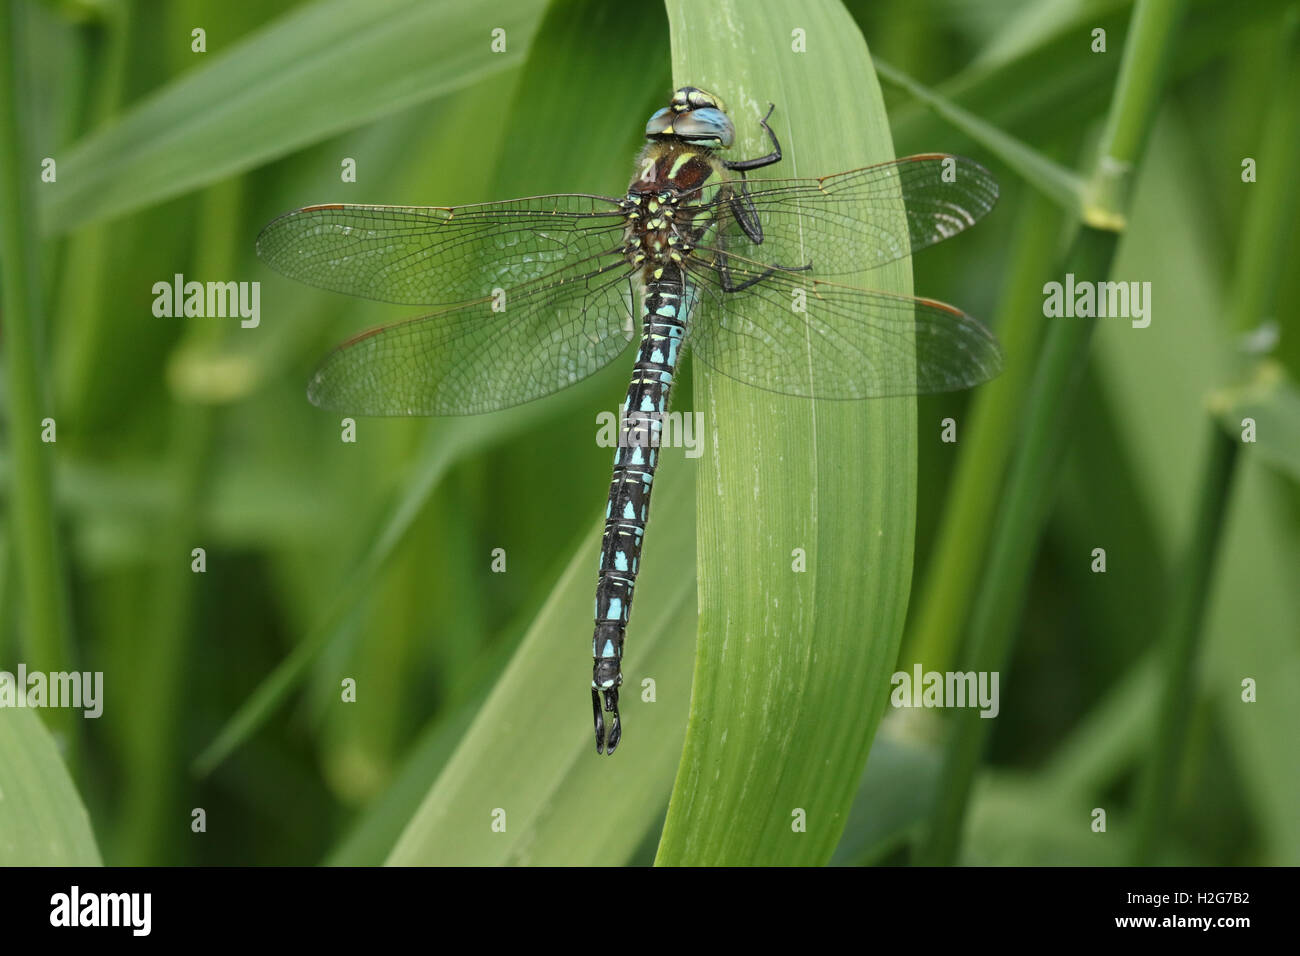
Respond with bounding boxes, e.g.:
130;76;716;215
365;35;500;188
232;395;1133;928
41;0;547;232
1130;425;1239;863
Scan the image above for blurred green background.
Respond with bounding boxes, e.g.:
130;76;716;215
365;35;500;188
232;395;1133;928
0;0;1296;866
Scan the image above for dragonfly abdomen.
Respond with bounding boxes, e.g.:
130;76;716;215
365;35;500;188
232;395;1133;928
591;267;690;754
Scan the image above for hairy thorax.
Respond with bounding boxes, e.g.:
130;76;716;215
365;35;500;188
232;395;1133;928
620;142;727;281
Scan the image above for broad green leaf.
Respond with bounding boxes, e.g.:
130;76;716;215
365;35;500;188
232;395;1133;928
656;0;919;865
40;0;547;233
0;708;102;865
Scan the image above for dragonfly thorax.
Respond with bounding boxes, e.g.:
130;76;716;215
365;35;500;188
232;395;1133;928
622;141;725;276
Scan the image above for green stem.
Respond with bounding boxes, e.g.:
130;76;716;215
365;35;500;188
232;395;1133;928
55;0;132;433
1084;0;1189;226
1228;11;1300;335
1129;426;1239;864
0;1;77;740
915;0;1189;865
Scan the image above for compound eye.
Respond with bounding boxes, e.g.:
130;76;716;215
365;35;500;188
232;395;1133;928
644;107;673;137
672;107;734;148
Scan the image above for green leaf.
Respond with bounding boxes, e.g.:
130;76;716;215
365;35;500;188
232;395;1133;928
655;0;919;865
40;0;547;233
0;708;102;865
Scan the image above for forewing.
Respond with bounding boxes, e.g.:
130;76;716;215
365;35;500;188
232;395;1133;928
695;154;998;278
257;194;627;306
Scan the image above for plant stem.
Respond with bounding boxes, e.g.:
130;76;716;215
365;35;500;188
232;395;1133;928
55;0;132;433
1130;426;1239;863
1228;11;1300;335
1084;0;1189;226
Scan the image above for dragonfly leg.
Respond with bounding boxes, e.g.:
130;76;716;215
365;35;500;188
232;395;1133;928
728;182;764;244
723;103;781;172
717;256;813;293
723;105;781;243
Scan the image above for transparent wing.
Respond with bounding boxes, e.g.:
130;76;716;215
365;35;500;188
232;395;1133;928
256;194;628;307
307;257;637;416
683;253;1001;400
692;154;998;278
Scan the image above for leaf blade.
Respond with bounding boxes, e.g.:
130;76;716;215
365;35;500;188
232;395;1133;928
657;0;920;866
41;0;547;232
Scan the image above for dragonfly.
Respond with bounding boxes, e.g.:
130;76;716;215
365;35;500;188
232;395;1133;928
257;86;1001;756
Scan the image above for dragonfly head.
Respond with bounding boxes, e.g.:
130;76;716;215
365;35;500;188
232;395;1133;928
644;86;735;149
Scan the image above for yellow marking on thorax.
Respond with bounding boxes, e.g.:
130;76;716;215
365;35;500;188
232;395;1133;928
667;152;694;179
